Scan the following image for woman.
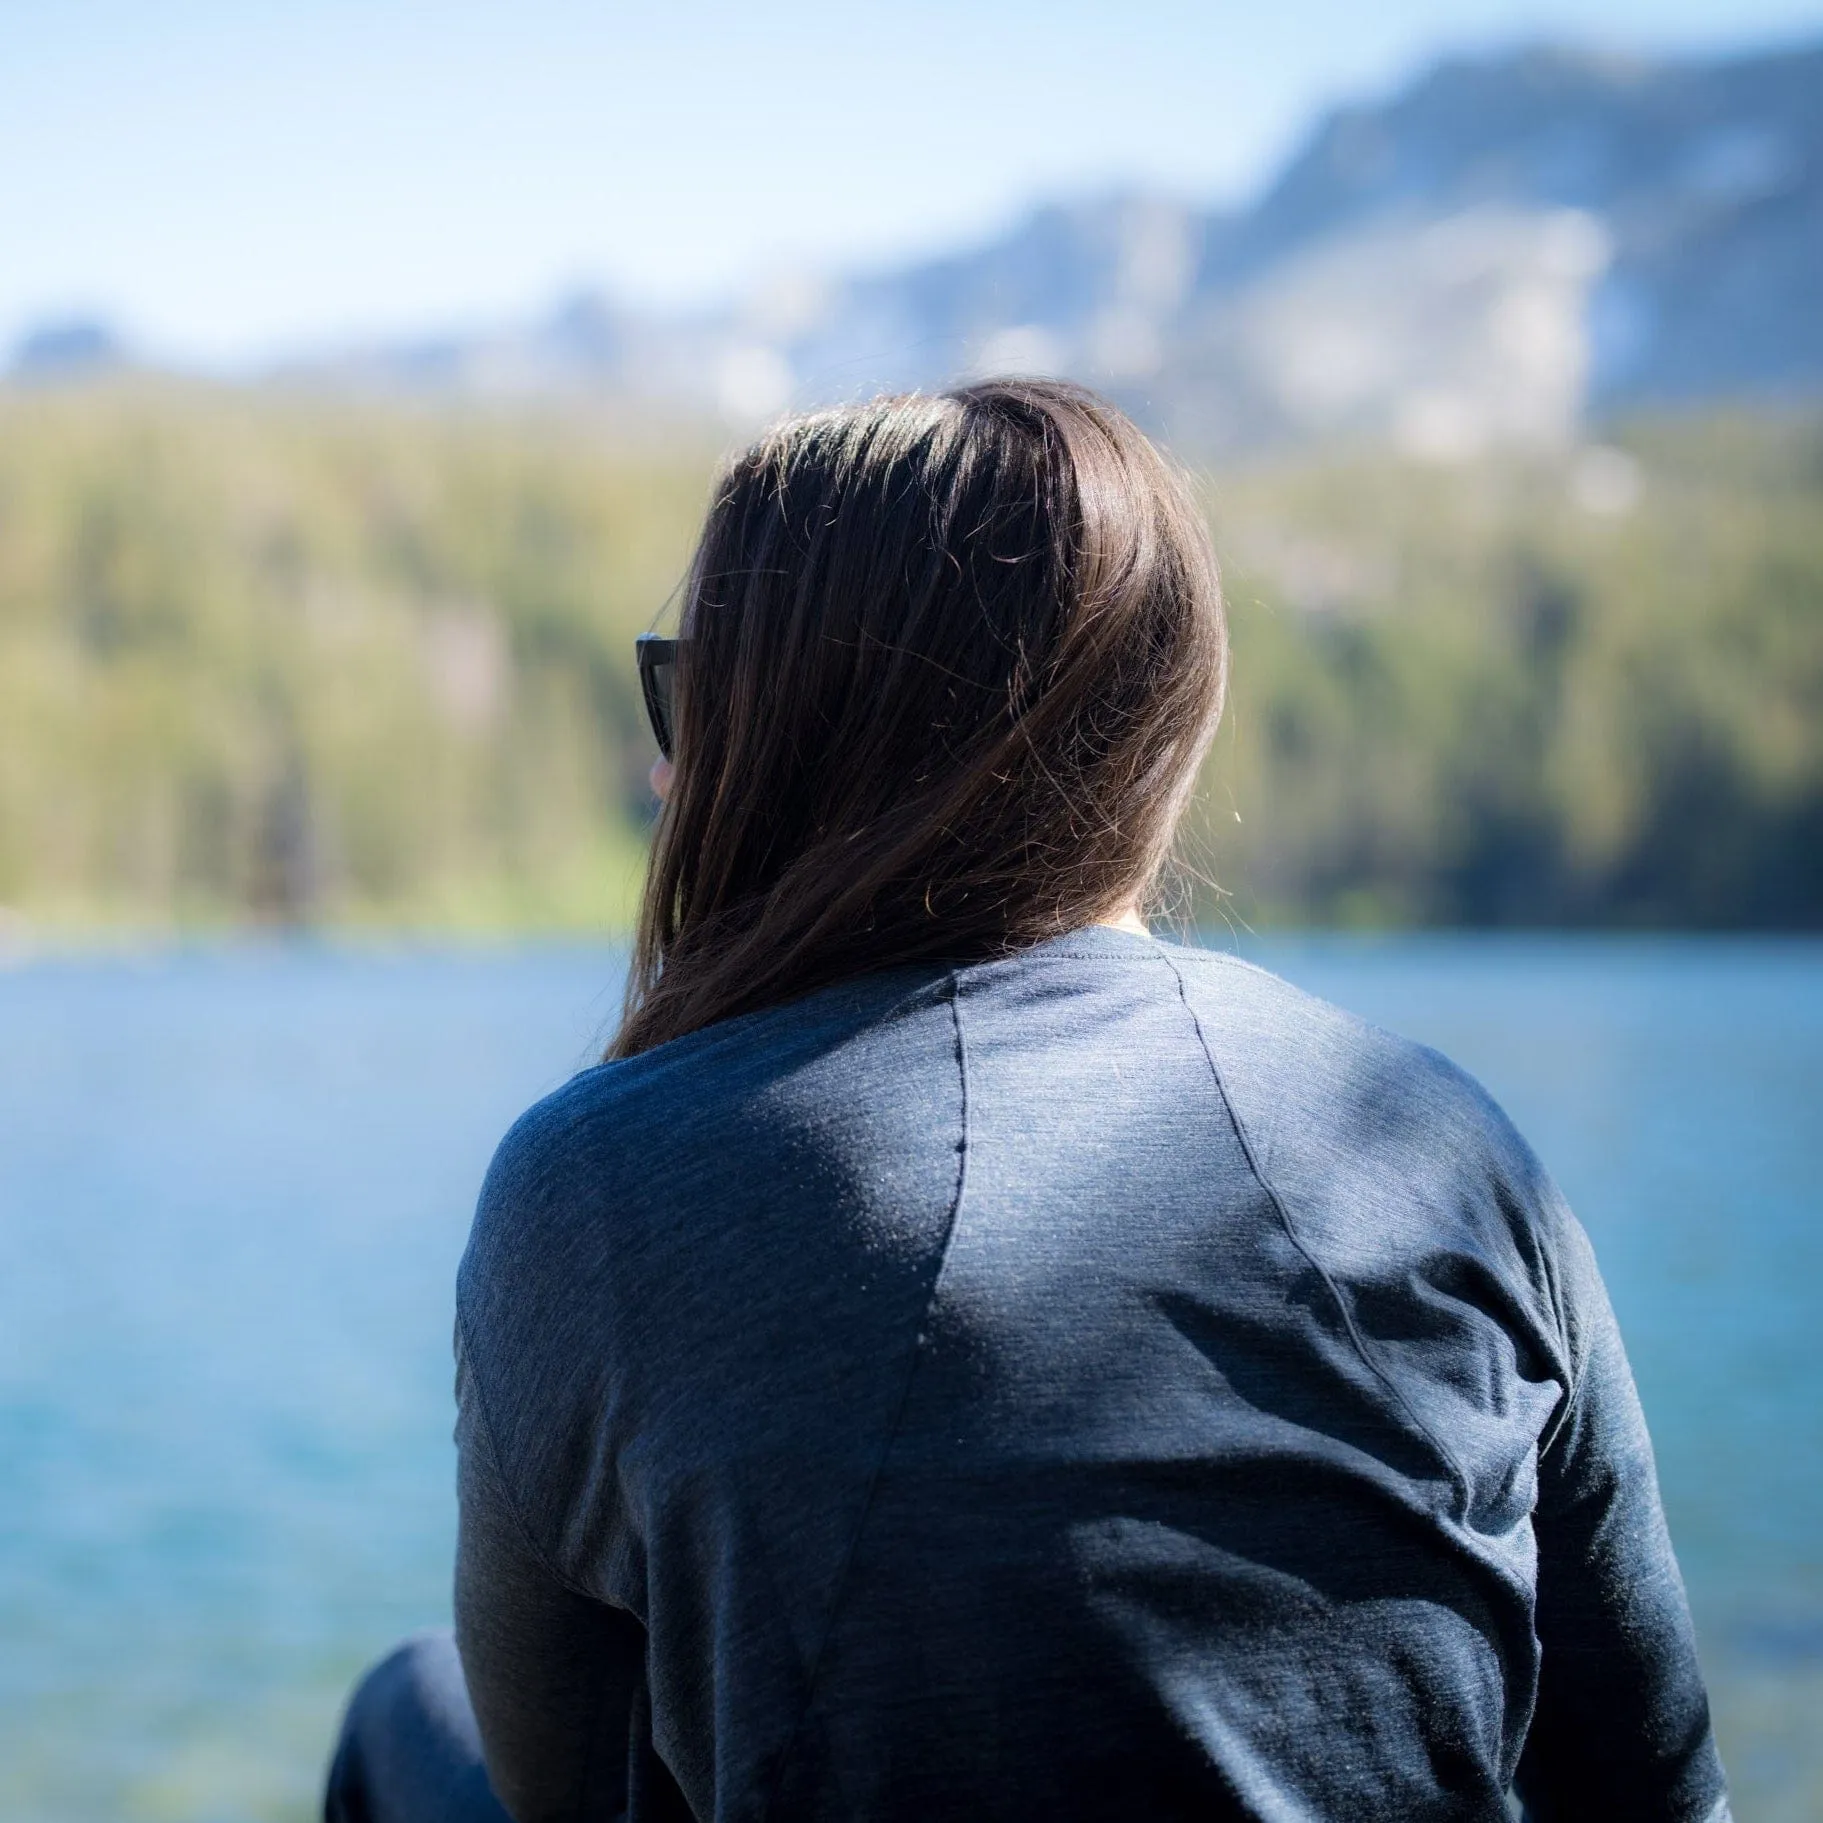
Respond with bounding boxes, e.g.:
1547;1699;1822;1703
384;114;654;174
328;381;1728;1822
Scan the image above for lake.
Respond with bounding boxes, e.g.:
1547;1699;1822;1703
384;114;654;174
2;938;1819;1821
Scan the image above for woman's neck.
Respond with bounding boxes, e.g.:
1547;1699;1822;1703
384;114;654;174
1099;904;1151;938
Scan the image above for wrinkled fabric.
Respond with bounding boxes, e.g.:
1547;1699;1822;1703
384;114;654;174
453;928;1729;1823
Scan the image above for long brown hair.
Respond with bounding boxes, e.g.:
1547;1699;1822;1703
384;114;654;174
611;378;1225;1059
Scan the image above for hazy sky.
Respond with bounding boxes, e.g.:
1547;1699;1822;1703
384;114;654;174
6;0;1819;362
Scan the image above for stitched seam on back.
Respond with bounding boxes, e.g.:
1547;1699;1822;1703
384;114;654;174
1161;951;1475;1516
454;1304;606;1604
758;969;975;1822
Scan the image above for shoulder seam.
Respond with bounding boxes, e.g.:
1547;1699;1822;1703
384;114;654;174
760;968;975;1821
1159;950;1475;1518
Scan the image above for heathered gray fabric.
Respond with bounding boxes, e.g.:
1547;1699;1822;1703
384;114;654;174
454;928;1729;1823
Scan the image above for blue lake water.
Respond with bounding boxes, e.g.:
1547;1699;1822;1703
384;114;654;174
2;937;1819;1821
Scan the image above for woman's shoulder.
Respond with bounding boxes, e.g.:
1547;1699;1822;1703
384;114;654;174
1161;941;1524;1151
460;964;961;1294
1159;940;1582;1300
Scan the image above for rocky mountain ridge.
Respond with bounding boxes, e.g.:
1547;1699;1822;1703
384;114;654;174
16;36;1821;454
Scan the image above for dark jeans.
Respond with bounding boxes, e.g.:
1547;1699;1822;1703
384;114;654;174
325;1631;512;1823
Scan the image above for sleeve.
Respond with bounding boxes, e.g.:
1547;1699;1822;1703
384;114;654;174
1513;1217;1731;1823
453;1317;648;1823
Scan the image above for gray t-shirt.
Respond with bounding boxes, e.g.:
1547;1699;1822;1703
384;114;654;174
453;927;1728;1822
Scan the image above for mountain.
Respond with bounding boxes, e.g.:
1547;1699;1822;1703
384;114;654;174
1161;40;1823;444
32;37;1818;454
8;316;131;381
759;38;1823;454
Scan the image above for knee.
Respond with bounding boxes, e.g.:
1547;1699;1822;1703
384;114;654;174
344;1630;469;1746
328;1630;489;1823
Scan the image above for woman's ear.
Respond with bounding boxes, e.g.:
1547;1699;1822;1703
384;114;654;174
650;756;675;803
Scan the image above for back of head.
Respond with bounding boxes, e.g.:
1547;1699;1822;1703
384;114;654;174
614;378;1225;1059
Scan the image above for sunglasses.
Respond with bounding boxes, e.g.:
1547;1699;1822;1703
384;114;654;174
635;634;679;761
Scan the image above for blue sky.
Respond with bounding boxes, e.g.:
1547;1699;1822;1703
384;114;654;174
5;0;1819;362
